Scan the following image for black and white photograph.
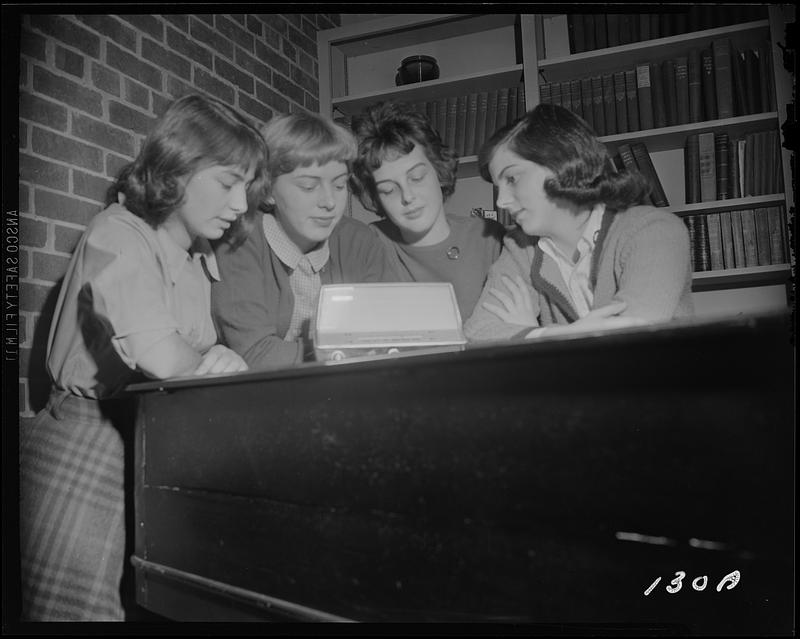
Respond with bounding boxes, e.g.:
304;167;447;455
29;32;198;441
2;4;796;635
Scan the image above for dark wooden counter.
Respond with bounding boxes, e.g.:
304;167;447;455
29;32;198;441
127;312;795;631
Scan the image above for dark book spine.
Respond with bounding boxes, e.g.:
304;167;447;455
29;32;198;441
486;89;498;138
495;87;509;131
507;86;518;123
674;56;690;125
606;14;620;47
758;41;776;111
728;136;740;198
581;77;595;130
624;68;640;131
744;48;760;114
695;215;711;271
559;81;571;114
712;38;734;119
684;133;701;204
618;14;632;45
551;81;562;107
568;14;583;54
715;132;730;199
570;79;582;119
636;64;654;130
591;75;605;136
632;142;669;206
455;94;468;156
594;14;608;49
766;206;786;263
613;71;628;134
729;209;746;267
740;209;759;266
705;212;725;270
730;47;747;117
539;83;551;104
701;49;718;120
662;58;679;127
719;211;736;269
445;96;458;151
650;61;667;128
698;131;717;202
464;93;478;156
754;207;772;266
602;73;617;135
687;49;703;123
583;14;596;51
475;91;488;150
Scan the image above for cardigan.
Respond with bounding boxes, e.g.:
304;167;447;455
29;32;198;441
464;205;695;342
211;212;400;369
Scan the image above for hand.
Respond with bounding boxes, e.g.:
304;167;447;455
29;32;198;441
568;302;648;333
482;274;538;327
193;344;248;376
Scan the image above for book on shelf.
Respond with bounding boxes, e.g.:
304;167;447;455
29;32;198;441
517;82;526;117
729;209;746;267
712;38;734;119
631;142;669;207
618;14;633;46
701;48;717;121
728;136;741;198
496;87;510;131
649;13;660;40
685;215;711;272
606;14;620;47
542;14;571;59
674;56;690;125
436;96;448;141
568;14;586;54
731;47;748;116
766;206;786;263
739;209;759;267
602;73;616;136
719;210;736;269
638;14;651;42
753;207;772;266
569;79;582;120
507;85;518;124
685;134;701;204
757;41;775;112
551;81;562;107
698;132;717;203
445;96;458;151
624;69;639;132
737;138;746;197
705;212;725;270
662;58;678;127
715;133;730;199
594;14;608;49
650;61;667;129
559;81;572;114
455;94;468;156
539;83;551;104
464;93;478;156
616;143;638;174
475;91;489;152
486;89;498;139
425;101;436;126
743;47;760;115
591;75;605;136
687;48;703;123
581;77;594;129
612;71;627;134
583;14;596;51
635;64;654;131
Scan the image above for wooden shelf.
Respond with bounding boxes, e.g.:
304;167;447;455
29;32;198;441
662;194;787;217
332;64;523;118
692;263;791;290
599;112;779;153
538;20;771;84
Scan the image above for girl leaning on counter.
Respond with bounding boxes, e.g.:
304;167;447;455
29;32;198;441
19;94;269;620
210;111;400;369
465;103;694;342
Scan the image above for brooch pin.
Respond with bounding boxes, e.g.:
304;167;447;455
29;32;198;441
446;246;460;260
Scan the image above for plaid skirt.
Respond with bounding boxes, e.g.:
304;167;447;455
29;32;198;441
19;389;128;621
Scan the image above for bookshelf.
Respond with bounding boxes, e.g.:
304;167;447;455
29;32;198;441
318;9;794;314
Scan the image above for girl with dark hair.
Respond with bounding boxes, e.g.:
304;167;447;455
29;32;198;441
211;111;398;369
350;101;505;322
465;103;693;341
19;93;269;620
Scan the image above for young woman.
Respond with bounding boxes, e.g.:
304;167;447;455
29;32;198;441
211;111;398;369
465;103;694;342
350;101;505;323
19;94;269;620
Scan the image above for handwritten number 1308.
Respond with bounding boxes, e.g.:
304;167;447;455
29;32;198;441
644;570;741;596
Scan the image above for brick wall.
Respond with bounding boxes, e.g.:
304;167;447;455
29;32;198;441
18;13;341;416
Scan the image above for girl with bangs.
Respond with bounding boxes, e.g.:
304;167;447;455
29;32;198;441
19;93;269;620
465;103;693;341
211;111;398;369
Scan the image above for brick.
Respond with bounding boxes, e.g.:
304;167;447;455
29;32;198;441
33;251;71;282
106;154;131;179
256;15;287;36
20;121;27;148
166;26;213;71
142;38;191;80
282;14;301;29
73;169;114;203
193;67;235;105
304;92;319;113
20;57;28;87
300;16;317;41
19;153;69;191
271;72;305;106
31;127;103;172
246;15;263;37
19;249;29;279
33;66;103;118
54;224;86;254
255;40;289;77
196;15;214;26
230;14;246;26
55;45;85;78
163;14;189;32
298;50;314;76
238;93;273;125
318;14;339;30
20;183;30;213
215;56;254;94
72;112;136;157
292;65;317;97
76;14;136;51
29;15;100;59
255;81;289;114
282;39;296;63
91;62;120;97
287;24;317;57
106;42;163;91
235;47;271;86
166;75;193;100
119;15;164;41
20;282;57;312
34;188;101;226
260;25;281;52
217;15;254;54
20;29;46;61
20;216;48;248
124;78;150;110
152;92;173;118
109;101;157;136
190;17;233;60
20;316;28;347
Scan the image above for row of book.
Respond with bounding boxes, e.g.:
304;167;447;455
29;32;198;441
611;142;669;208
538;38;775;137
685;129;784;204
566;7;767;55
409;84;526;157
684;206;788;272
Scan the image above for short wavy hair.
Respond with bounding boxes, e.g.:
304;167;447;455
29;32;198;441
349;101;458;217
478;103;650;211
109;93;269;246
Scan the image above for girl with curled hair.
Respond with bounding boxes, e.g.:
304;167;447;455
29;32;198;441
211;111;399;369
19;93;268;620
350;101;505;322
465;103;693;342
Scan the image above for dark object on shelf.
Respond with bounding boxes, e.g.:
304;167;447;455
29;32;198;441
395;55;439;86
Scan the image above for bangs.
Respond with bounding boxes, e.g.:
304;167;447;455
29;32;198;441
276;128;356;174
203;124;266;177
